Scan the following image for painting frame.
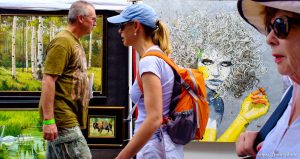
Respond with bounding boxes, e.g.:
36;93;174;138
83;106;125;148
0;11;107;107
88;115;116;139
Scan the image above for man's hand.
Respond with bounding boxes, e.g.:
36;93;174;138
43;124;58;142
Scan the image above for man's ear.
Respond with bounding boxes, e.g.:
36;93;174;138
78;15;85;24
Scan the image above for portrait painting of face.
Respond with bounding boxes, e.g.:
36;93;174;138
144;0;284;142
198;49;232;90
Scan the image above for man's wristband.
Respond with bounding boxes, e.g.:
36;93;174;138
43;118;55;125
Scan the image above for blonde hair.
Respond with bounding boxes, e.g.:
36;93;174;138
143;20;172;55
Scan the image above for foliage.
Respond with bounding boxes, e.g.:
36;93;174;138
0;66;102;92
0;111;45;158
88;67;102;92
0;67;41;91
0;110;42;136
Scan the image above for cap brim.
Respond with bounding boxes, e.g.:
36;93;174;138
107;15;129;24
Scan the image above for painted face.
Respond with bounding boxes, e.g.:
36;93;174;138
198;49;232;90
266;11;300;83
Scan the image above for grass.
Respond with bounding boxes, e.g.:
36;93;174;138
0;67;102;92
0;110;45;159
88;67;102;92
0;67;41;91
0;110;42;137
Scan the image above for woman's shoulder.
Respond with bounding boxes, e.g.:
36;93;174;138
140;55;170;70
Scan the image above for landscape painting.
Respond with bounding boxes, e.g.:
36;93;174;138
0;109;45;158
0;14;103;94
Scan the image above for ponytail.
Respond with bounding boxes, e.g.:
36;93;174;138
143;20;172;55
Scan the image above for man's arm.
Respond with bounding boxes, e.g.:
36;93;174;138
41;74;58;142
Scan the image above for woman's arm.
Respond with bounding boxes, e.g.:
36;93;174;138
116;72;163;159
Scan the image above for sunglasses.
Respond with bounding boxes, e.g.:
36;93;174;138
85;15;97;22
119;21;133;31
266;16;300;39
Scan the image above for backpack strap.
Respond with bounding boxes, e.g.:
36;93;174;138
254;86;293;148
137;69;143;93
126;50;165;122
124;95;141;122
245;86;293;159
124;70;143;122
142;51;179;71
137;49;171;94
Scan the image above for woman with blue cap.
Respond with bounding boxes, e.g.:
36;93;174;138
236;0;300;158
107;3;183;159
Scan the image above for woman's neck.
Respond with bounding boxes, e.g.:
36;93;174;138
135;39;156;57
289;70;300;85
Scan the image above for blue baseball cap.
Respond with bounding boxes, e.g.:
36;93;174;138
107;3;158;29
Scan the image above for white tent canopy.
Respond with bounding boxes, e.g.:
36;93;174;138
0;0;128;11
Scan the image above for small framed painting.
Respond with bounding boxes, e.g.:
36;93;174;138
88;115;116;138
83;106;125;148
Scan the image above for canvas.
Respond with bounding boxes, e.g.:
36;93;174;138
144;0;284;142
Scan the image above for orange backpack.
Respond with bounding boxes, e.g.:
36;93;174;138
137;51;209;144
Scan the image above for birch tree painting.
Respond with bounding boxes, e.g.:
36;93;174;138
0;15;104;93
25;20;29;72
37;16;44;80
30;16;37;80
11;16;16;79
88;32;93;68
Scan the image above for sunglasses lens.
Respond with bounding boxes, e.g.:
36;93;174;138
273;18;288;38
119;21;132;31
267;24;273;34
119;23;125;30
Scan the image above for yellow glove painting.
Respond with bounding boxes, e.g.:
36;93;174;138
217;88;270;142
202;118;218;141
